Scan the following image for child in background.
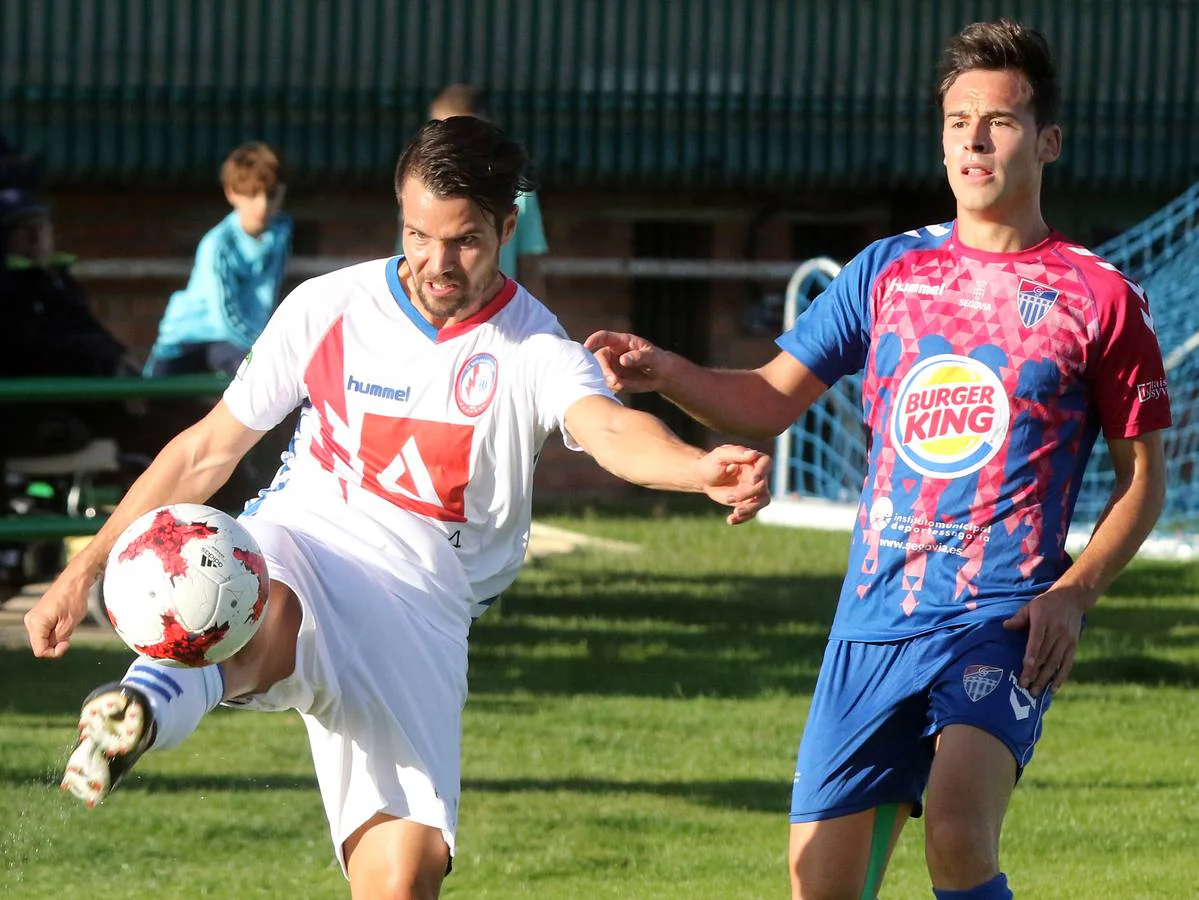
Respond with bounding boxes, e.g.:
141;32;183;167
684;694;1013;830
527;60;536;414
145;142;292;376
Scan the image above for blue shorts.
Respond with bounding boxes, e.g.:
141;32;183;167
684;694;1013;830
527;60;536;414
790;619;1052;823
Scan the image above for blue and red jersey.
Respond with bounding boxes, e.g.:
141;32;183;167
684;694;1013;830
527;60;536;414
778;223;1171;641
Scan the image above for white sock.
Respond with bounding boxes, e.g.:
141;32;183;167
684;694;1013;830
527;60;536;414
121;658;224;751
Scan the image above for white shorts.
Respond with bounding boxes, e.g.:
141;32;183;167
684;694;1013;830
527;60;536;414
234;517;470;874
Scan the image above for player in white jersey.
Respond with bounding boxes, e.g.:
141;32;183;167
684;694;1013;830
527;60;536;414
23;117;771;899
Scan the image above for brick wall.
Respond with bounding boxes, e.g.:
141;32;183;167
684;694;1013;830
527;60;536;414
43;184;835;500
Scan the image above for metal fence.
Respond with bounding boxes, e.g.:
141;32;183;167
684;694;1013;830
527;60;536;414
2;0;1197;189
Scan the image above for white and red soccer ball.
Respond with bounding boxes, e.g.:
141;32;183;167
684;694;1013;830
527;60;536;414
102;504;270;667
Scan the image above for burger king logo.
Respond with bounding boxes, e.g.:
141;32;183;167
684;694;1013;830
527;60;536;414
890;354;1009;478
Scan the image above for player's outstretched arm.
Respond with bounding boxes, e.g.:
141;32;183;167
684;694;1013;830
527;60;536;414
24;402;266;659
1004;432;1166;695
583;331;828;439
563;394;771;524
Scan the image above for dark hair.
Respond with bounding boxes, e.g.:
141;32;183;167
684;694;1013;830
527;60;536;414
221;141;283;197
394;117;536;230
936;20;1060;129
430;83;490;120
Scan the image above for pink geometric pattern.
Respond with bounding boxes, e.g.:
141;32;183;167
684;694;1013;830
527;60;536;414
838;224;1171;639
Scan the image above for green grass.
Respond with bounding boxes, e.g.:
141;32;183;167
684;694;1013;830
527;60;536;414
3;500;1199;898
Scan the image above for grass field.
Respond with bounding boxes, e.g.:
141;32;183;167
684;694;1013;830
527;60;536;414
2;500;1198;898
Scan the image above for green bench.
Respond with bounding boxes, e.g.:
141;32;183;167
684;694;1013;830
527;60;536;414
0;514;108;541
0;374;231;544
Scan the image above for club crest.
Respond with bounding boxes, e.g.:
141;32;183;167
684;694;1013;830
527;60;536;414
1016;279;1059;328
455;352;498;417
962;664;1004;702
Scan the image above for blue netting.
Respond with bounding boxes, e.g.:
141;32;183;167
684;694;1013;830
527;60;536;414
779;185;1199;531
777;259;867;504
1079;182;1199;528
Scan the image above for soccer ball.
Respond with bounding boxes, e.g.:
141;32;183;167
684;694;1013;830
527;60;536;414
102;503;270;667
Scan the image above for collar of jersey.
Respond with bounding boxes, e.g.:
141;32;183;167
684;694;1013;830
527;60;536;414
949;222;1063;263
222;210;287;258
386;255;518;343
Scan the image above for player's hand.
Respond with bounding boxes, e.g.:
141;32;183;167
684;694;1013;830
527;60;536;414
583;330;674;394
1002;583;1093;696
696;445;772;525
24;568;95;658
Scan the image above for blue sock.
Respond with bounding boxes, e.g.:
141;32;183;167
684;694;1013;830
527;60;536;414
122;658;225;751
933;873;1013;899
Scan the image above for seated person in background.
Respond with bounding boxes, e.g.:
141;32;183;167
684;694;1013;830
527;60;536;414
0;188;139;458
144;141;292;377
0;132;45;298
396;84;550;299
0;190;238;501
1;188;135;380
0;132;44;192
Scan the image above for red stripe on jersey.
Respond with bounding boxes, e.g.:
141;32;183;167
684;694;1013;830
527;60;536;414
305;316;352;476
305;315;348;424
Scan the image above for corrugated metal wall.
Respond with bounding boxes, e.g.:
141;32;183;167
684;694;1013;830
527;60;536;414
2;0;1196;189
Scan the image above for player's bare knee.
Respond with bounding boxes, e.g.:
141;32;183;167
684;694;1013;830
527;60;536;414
790;872;865;900
350;868;443;900
790;848;868;900
345;815;449;900
923;811;999;885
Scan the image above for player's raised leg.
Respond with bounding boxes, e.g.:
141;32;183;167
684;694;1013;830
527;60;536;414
62;682;158;807
62;579;301;807
344;812;451;900
923;724;1017;899
216;579;302;699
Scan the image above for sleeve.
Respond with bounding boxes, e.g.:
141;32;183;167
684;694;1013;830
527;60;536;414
4;271;126;376
1091;280;1172;439
775;247;877;387
523;330;615;450
266;215;294;307
514;192;549;258
185;232;257;348
213;242;260;348
221;282;314;431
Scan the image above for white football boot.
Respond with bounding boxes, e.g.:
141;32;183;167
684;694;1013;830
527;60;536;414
61;683;156;808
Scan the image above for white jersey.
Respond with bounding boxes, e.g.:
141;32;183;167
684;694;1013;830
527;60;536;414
223;256;612;622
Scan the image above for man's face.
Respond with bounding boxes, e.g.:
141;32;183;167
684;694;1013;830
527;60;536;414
941;68;1061;221
5;213;53;265
226;183;286;238
399;176;515;324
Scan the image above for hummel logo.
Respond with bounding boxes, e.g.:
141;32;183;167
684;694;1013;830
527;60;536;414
200;551;221;568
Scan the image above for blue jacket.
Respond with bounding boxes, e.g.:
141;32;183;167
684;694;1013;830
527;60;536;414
146;211;292;369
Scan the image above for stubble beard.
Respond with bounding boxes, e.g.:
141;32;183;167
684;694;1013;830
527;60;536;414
413;264;502;322
414;281;473;321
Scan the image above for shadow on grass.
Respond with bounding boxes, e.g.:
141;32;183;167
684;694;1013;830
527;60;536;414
1069;655;1199;686
5;519;1196;719
1072;601;1199;686
0;646;133;716
471;570;842;698
1102;559;1199;600
463;775;789;814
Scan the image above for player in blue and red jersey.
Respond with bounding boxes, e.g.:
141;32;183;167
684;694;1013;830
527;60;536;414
586;19;1169;900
